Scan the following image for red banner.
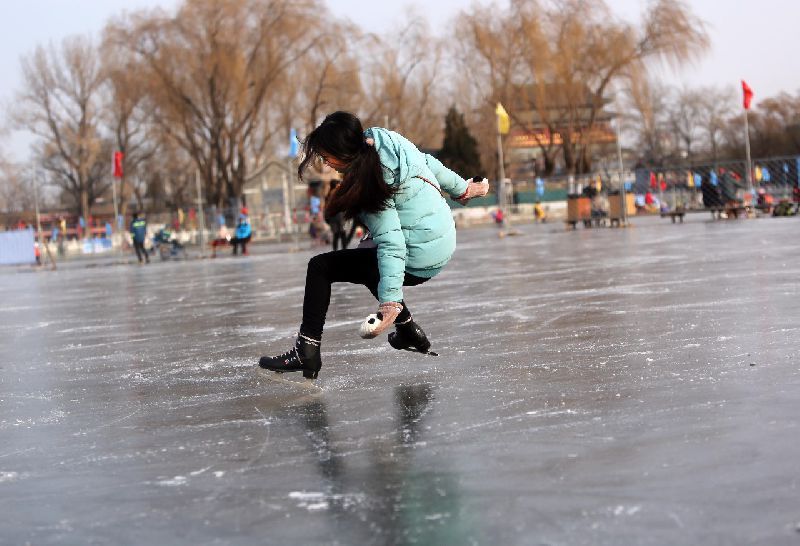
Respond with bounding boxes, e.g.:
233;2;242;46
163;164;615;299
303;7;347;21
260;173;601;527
741;80;754;110
113;151;124;178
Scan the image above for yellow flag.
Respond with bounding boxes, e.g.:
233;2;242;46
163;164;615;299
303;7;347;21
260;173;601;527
496;103;510;135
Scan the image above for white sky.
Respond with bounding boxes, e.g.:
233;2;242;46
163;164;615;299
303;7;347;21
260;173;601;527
2;0;798;160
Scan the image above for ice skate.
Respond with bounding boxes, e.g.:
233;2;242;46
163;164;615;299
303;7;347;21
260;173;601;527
388;319;438;356
258;334;322;379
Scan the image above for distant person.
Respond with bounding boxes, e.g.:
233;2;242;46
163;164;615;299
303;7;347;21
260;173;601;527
701;174;723;209
491;208;504;225
153;226;184;258
644;191;659;213
534;201;547;223
326;210;347;251
231;208;252;255
591;192;609;223
129;212;149;264
719;170;742;205
756;188;773;211
325;181;346;250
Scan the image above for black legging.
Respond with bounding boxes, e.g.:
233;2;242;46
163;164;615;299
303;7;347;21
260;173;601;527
133;240;149;263
328;219;347;251
231;235;251;255
300;248;429;340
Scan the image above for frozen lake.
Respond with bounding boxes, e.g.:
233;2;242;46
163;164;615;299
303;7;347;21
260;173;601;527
1;215;799;544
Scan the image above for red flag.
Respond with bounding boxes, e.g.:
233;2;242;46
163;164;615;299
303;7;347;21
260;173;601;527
113;151;124;178
741;80;754;110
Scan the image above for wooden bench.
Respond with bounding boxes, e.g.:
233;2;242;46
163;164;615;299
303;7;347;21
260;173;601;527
723;205;751;219
660;210;686;223
661;207;733;223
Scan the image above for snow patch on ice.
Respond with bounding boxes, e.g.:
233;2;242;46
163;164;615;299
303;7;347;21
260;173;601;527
289;491;366;511
424;513;449;521
157;476;187;486
612;505;641;517
235;326;276;335
0;471;23;483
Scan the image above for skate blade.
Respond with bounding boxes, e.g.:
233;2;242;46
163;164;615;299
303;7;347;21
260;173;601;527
256;368;323;392
400;347;438;356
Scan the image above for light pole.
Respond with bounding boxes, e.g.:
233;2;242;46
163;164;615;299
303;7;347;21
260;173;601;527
495;103;510;230
615;117;627;226
195;169;206;257
32;163;56;269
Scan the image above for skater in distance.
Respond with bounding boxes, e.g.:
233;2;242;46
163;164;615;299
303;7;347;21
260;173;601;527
258;111;489;379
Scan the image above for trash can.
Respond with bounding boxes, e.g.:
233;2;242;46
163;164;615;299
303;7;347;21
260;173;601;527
566;194;592;228
608;191;636;226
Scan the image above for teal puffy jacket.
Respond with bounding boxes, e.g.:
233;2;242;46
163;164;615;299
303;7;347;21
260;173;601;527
360;128;469;303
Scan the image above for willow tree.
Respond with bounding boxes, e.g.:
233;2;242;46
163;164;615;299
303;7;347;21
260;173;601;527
106;0;325;208
14;36;107;220
623;73;670;165
734;92;800;158
358;15;447;148
278;26;364;137
456;0;709;175
100;40;159;218
0;153;35;213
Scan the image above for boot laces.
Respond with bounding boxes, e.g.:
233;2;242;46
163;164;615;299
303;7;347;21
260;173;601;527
274;345;301;366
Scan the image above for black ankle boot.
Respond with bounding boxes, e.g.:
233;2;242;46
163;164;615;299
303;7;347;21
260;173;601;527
259;334;322;379
388;319;431;353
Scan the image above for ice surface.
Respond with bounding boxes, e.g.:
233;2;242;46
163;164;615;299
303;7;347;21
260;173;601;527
1;216;799;544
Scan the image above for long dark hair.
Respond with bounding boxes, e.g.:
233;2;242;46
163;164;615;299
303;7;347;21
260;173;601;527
298;111;395;219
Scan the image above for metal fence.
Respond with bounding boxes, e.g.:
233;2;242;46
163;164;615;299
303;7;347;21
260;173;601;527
633;156;800;211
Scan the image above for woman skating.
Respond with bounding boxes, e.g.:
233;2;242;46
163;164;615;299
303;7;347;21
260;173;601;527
258;112;488;379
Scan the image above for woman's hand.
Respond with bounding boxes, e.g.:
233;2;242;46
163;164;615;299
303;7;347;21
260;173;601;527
457;177;490;205
361;302;403;338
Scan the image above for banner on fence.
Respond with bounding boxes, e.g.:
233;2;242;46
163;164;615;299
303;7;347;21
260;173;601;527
0;229;35;265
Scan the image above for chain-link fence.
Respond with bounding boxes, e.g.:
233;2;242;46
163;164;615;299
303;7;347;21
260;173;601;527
634;156;800;212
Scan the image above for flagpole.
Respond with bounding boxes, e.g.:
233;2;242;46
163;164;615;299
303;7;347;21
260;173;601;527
496;130;507;228
616;117;627;226
741;81;754;197
32;163;56;269
195;169;206;258
111;157;120;243
495;104;509;229
743;108;753;194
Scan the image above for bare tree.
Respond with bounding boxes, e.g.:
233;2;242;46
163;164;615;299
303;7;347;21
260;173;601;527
744;92;800;157
265;21;364;163
358;15;447;147
666;87;703;161
456;0;709;175
694;85;736;163
293;26;364;133
13;36;107;220
623;73;670;165
99;38;159;218
0;154;36;214
107;0;325;208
